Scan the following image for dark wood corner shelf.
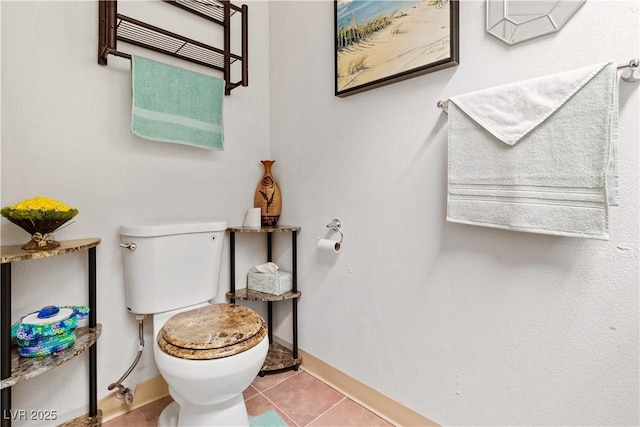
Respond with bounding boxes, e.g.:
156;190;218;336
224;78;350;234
227;225;301;233
1;238;101;427
1;326;102;390
262;342;302;372
227;288;301;302
227;225;301;375
58;411;103;427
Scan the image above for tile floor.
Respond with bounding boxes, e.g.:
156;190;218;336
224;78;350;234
102;369;394;427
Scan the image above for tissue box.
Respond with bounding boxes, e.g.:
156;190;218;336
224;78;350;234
247;270;293;295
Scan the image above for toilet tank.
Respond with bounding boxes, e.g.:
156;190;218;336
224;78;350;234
119;219;227;314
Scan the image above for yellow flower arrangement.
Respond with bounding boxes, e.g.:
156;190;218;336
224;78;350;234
1;196;78;250
12;196;73;212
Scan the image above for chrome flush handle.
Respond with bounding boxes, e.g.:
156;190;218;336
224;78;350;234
119;243;137;251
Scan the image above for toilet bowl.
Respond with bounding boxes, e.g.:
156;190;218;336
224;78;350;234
154;303;268;426
119;219;268;426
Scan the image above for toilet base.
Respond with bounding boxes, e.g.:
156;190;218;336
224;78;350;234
158;402;179;427
158;395;250;427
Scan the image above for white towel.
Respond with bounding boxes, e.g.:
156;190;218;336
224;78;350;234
447;62;618;239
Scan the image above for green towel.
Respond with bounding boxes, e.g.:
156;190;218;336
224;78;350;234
131;56;224;150
249;409;288;427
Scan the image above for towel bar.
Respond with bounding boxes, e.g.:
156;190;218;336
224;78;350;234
98;0;248;96
437;58;640;113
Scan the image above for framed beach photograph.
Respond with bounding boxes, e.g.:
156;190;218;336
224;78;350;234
335;0;459;97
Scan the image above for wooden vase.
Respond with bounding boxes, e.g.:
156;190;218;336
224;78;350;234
254;160;281;226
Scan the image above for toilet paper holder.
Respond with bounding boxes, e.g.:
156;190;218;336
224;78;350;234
318;218;343;244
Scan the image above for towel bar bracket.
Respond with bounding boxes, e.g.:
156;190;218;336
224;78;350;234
619;58;640;83
97;0;248;95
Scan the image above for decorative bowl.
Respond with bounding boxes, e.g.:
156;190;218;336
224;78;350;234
1;196;78;250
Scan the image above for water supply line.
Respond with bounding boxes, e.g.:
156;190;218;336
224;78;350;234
108;314;145;404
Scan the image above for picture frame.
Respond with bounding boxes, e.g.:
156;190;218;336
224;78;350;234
335;0;459;97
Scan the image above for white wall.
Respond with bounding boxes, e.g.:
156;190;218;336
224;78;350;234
1;0;638;426
1;1;271;424
269;1;639;426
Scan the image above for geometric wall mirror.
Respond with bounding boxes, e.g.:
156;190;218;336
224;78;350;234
486;0;586;45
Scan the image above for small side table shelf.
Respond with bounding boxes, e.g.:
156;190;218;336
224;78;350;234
226;226;302;375
1;238;102;427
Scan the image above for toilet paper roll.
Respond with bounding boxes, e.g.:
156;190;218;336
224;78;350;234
318;238;341;253
243;208;261;228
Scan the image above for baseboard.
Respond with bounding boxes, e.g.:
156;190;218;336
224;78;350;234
298;348;439;427
99;375;169;423
99;349;438;427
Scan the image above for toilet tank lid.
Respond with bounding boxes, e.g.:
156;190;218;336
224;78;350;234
119;219;228;237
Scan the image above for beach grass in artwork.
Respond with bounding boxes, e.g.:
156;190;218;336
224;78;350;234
335;0;454;95
337;13;399;51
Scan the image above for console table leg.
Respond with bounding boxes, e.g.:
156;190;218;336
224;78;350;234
267;301;273;343
1;263;12;427
229;232;236;303
291;231;299;363
88;248;97;417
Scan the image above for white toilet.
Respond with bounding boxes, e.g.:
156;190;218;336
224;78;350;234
119;219;269;427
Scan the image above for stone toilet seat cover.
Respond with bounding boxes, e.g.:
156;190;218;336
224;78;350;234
158;303;267;360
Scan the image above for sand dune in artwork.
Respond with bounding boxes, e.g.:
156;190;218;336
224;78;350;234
337;1;451;91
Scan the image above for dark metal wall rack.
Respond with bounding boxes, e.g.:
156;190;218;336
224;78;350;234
98;0;248;95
